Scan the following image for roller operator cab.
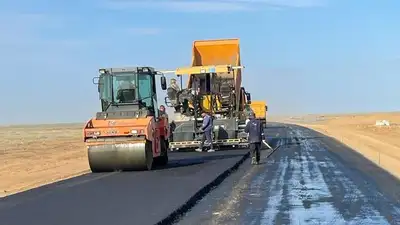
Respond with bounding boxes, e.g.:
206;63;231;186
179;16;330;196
83;67;169;172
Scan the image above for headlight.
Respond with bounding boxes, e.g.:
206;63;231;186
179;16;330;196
86;131;101;136
131;129;144;135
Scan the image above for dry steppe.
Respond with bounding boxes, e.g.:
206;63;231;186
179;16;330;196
276;111;400;180
0;123;88;197
1;112;399;197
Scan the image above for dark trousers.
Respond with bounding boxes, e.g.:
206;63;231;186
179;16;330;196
250;142;261;162
165;139;169;150
199;130;213;149
169;122;175;143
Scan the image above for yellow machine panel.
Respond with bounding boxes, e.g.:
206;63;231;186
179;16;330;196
201;95;222;112
250;100;267;126
192;39;241;66
189;38;242;104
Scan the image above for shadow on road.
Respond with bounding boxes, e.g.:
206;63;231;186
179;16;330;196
152;153;248;170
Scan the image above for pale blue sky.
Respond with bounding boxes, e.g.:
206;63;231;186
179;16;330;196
0;0;399;125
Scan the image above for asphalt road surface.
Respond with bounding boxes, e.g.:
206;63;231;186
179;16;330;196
0;149;250;225
178;123;400;225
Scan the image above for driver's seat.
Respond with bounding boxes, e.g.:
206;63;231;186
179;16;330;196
117;89;135;103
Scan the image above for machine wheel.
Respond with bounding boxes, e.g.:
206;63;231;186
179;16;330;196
87;140;154;173
144;140;154;170
89;164;114;173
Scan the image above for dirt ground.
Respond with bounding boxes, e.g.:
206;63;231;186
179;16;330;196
0;123;88;197
278;112;400;180
1;112;399;197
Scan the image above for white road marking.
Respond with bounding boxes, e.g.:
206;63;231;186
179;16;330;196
284;128;390;225
259;156;288;224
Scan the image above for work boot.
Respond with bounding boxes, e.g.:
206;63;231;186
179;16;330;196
195;148;203;152
207;149;215;153
251;157;256;165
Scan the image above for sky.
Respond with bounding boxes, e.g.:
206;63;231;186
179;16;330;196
0;0;399;125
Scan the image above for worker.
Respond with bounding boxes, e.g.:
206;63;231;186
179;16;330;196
195;112;215;153
118;80;135;90
244;112;264;165
169;120;176;145
170;78;180;92
116;80;136;103
191;77;201;95
168;78;180;107
158;105;169;150
159;105;168;118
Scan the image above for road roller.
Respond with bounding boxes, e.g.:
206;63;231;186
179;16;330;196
83;66;170;172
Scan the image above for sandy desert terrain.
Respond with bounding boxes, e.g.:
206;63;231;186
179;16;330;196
278;112;400;180
1;112;399;197
0;123;89;197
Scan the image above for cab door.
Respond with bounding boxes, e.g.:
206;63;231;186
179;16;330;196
151;77;161;156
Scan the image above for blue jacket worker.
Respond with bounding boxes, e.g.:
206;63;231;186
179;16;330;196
196;112;215;153
245;112;264;165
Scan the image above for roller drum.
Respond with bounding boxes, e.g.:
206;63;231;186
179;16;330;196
88;141;153;172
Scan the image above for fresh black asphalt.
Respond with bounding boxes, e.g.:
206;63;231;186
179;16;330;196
2;123;399;225
177;123;400;225
0;149;249;225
